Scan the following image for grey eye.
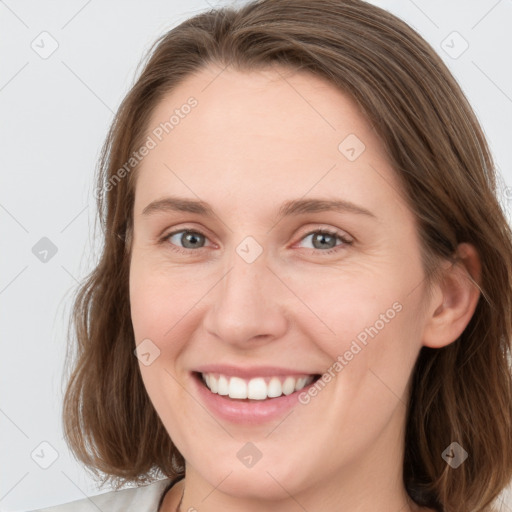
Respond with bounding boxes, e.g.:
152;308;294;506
169;230;206;249
299;230;342;250
312;232;337;249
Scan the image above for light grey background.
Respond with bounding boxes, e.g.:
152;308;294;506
1;0;511;510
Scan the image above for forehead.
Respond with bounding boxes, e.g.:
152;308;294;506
133;64;404;218
146;64;372;151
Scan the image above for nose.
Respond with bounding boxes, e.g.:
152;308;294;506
202;246;289;348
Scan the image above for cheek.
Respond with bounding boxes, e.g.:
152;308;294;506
280;258;425;401
129;262;207;445
129;257;206;346
278;263;414;349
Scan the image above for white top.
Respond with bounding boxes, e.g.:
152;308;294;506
27;478;175;512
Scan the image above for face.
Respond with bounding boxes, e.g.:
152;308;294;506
129;64;432;500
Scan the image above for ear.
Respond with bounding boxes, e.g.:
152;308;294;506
422;243;482;349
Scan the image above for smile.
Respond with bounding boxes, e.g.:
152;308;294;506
191;365;323;424
200;372;319;400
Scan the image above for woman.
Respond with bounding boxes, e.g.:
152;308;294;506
31;0;512;511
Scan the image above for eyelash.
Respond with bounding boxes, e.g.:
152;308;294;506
159;227;353;256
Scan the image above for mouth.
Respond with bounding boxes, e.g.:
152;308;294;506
193;371;322;402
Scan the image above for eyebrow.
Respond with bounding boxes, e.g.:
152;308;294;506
141;196;376;219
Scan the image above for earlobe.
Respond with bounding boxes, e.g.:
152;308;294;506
422;243;482;349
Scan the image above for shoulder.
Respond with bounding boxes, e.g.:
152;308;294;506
26;478;174;512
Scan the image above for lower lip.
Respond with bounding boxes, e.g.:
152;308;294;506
192;372;319;425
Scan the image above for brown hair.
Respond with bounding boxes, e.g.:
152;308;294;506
62;1;512;510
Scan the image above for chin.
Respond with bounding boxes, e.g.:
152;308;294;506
199;458;310;501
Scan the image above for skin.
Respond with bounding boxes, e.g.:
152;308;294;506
128;63;481;512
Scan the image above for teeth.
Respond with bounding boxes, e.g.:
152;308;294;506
218;375;229;396
295;377;308;391
267;377;282;398
282;376;296;395
229;377;247;399
248;378;267;399
208;374;218;393
201;373;315;400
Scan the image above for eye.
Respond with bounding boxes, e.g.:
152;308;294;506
161;229;211;254
160;227;353;256
296;228;353;255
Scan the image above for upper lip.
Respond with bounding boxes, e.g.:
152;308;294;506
193;364;320;379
